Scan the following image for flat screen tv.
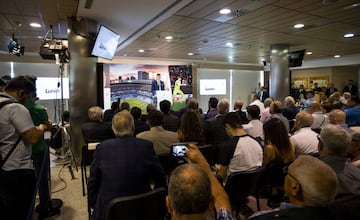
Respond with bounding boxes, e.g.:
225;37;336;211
91;25;121;60
199;79;226;95
289;49;305;67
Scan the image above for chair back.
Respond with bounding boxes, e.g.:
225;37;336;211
262;162;291;189
105;187;167;220
81;142;99;166
157;153;178;175
198;144;217;166
224;167;264;206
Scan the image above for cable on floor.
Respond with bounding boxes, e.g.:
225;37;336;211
52;165;67;193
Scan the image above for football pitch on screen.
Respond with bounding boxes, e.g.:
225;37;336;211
121;98;148;114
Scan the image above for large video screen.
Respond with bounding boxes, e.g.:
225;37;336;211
199;79;226;95
91;25;121;60
36;77;69;100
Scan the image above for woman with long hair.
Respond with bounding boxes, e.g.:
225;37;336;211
177;109;205;145
263;118;295;167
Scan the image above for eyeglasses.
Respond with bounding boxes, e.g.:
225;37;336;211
283;165;302;190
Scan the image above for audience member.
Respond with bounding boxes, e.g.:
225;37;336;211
120;101;130;111
298;84;307;100
344;96;360;126
103;101;119;122
290;111;319;156
146;103;157;113
263;118;294;167
88;111;166;220
325;82;338;97
249;155;338;220
243;105;264;140
305;91;315;108
130;106;149;136
178;109;206;145
250;93;265;113
308;101;329;131
328;109;349;131
159;100;179;132
205;99;230;147
270;100;290;133
348;128;360;167
318;124;360;219
321;100;333;114
282;96;299;121
259;86;269;102
312;82;322;93
216;112;263;181
205;97;218;120
0;76;49;219
81;106;115;143
166;144;232;220
340;92;351;107
136;110;179;154
342;79;358;96
233;99;249;124
260;97;273;123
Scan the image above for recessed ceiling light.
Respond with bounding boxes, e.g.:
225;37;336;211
30;22;41;28
188;52;194;56
165;35;173;40
306;51;313;55
334;54;341;58
294;23;305;28
344;33;355;38
219;8;231;14
138;49;145;53
225;42;233;47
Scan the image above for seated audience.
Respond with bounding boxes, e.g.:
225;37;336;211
216;112;263;181
318;124;360;219
321;100;333;114
178;109;206;145
167;144;232;220
325;82;338;98
146;103;157;113
137;110;179;154
349;127;360;167
290;111;319;157
282;96;299;121
88;111;166;220
159;100;179;132
270;100;290;133
308;101;329;132
263;118;294;167
205;97;218;120
120;101;130;111
243;105;264;140
233;99;249;124
260;97;273;123
340;92;351;107
344;96;360;126
304;91;315;109
103;101;119;122
81;106;115;143
130;106;149;136
205;99;230;147
249;155;338;220
250;93;265;113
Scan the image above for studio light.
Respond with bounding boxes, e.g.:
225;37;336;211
7;34;25;57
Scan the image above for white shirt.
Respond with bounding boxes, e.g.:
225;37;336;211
243;119;264;140
228;136;263;176
311;111;329;130
250;99;265;113
290;127;319;156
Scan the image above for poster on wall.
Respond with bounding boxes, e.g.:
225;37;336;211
169;65;193;110
107;64;192;113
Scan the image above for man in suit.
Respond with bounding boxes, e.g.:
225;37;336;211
343;79;358;96
81;106;115;143
325;82;338;97
88;111;167;220
233;99;249;124
159;99;179;132
151;73;165;96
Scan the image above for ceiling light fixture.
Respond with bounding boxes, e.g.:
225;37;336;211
225;42;233;47
138;49;145;53
334;54;341;58
188;52;194;56
306;51;313;55
165;36;173;40
219;8;231;14
294;23;305;28
344;33;355;38
30;22;41;28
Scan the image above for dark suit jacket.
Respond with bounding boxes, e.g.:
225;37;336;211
163;113;179;132
343;85;358;96
151;80;165;95
205;115;230;147
282;105;299;120
133;120;149;136
235;110;249;124
325;87;338;97
88;136;166;220
81;121;115;143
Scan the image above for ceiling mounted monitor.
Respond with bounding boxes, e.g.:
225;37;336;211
289;49;306;67
91;25;121;60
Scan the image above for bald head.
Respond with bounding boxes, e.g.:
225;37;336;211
217;99;230;115
308;101;321;113
270;100;283;114
328;109;346;125
287;155;338;207
319;124;351;156
233;100;244;111
295;111;313;129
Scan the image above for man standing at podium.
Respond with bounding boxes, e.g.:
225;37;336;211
151;73;165;105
